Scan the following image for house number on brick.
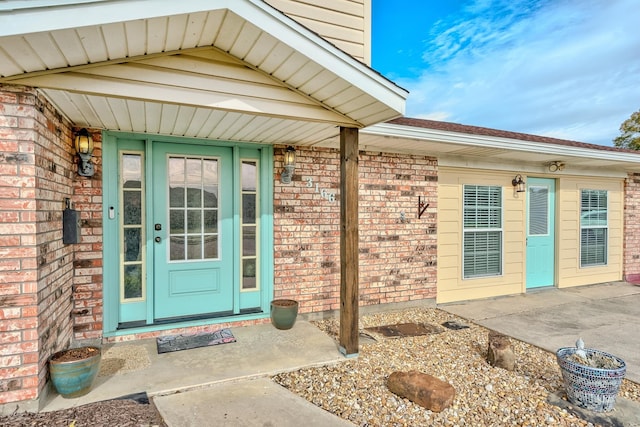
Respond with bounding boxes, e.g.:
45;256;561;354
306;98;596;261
305;177;336;203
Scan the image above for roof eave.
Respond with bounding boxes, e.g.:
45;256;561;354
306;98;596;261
365;122;640;166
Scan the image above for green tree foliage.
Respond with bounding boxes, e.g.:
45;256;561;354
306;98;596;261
614;109;640;150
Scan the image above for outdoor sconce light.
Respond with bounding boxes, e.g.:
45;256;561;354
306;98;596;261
280;146;296;184
512;174;526;193
548;161;565;172
74;128;94;177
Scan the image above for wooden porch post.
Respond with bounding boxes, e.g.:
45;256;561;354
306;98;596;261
339;127;359;356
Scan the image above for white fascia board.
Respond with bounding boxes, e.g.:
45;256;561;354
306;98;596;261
0;0;229;35
365;122;640;166
234;1;408;115
0;0;407;116
0;0;108;11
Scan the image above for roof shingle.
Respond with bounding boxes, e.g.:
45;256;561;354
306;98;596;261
389;117;638;155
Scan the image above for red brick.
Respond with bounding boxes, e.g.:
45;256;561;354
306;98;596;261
0;355;21;368
0;308;21;319
0;387;38;404
0;342;37;356
20;306;37;317
0;139;19;152
0;317;37;331
0;284;20;295
21;353;38;365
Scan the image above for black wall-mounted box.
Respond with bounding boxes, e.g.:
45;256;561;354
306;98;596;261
63;208;81;244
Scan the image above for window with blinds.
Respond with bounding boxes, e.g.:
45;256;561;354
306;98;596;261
463;185;503;278
528;185;549;236
580;189;607;267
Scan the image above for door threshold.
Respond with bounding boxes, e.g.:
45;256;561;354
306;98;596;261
526;285;556;293
117;308;264;330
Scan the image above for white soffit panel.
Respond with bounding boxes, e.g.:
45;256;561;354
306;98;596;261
0;0;407;144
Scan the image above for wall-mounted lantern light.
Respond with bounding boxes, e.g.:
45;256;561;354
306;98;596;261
74;128;94;177
280;146;296;184
512;174;526;193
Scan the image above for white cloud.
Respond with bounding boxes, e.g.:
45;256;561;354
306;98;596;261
404;0;640;145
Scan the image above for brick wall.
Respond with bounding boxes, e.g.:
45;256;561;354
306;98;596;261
71;130;103;340
273;145;437;314
624;173;640;283
33;92;76;402
0;85;76;405
359;151;438;304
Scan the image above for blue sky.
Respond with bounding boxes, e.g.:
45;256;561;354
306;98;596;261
372;0;640;146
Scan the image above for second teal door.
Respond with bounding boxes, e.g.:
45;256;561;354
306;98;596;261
526;177;556;289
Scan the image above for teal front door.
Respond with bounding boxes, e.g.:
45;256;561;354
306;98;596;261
103;134;273;334
152;143;234;321
526;177;556;288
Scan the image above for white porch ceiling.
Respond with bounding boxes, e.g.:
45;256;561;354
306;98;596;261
0;0;407;145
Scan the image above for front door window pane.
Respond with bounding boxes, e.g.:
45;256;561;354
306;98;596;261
123;191;142;225
124;265;143;299
203;161;219;207
124;228;142;262
168;156;219;261
120;152;145;302
243;194;256;224
169;158;185;208
204;211;218;233
204;236;219;259
170;236;184;261
187;188;202;208
243;226;256;257
169;210;184;234
241;160;259;290
187;210;202;233
242;259;257;289
187;236;202;260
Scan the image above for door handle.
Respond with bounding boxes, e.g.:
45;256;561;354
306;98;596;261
155;236;161;243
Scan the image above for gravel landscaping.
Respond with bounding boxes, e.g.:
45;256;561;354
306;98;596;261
274;307;640;426
2;307;637;426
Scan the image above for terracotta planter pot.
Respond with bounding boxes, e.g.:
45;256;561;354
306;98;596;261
49;346;101;398
270;299;299;330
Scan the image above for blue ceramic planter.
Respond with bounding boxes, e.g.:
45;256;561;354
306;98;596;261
49;346;101;398
270;299;299;330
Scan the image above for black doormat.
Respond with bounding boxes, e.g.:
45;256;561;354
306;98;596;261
156;328;236;354
364;322;444;338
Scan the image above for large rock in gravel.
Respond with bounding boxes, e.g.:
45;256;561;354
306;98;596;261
487;330;516;371
387;370;455;412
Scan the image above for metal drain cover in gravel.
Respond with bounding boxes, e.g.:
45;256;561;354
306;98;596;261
364;322;444;338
